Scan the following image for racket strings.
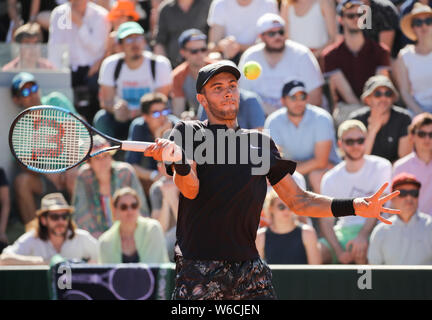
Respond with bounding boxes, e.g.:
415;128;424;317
11;108;91;172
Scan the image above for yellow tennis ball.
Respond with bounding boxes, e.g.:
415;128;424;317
243;61;262;80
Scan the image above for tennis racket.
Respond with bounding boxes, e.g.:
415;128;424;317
9;105;179;174
71;265;155;300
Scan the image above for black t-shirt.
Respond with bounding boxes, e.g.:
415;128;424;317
350;106;412;163
165;120;296;261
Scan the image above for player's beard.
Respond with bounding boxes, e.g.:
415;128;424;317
207;99;239;121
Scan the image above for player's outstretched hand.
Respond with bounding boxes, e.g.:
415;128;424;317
353;182;401;225
144;138;183;163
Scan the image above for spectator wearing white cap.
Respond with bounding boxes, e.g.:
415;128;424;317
238;13;324;115
207;0;278;64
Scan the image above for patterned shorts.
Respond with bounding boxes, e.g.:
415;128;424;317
171;252;277;300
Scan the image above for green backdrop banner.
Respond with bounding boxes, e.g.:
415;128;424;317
1;265;432;300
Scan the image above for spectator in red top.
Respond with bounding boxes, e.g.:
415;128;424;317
322;0;391;126
171;29;216;117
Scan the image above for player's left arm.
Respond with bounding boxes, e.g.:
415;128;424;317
273;175;400;224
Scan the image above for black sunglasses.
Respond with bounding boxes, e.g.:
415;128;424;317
47;212;70;221
412;17;432;28
119;202;139;211
398;189;419;198
344;13;363;19
186;47;207;54
373;89;393;98
416;130;432;139
20;84;38;97
265;29;285;37
343;137;366;146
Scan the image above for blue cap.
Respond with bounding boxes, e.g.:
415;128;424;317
178;29;207;48
282;80;306;97
11;72;36;95
337;0;363;15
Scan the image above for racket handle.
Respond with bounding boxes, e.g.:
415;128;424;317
121;141;154;152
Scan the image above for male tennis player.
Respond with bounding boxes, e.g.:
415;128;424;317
144;60;400;300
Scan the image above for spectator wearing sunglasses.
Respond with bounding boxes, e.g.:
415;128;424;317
98;187;169;263
11;72;77;230
349;75;413;163
0;193;98;265
394;3;432;116
125;92;178;195
2;22;55;71
393;112;432;215
10;72;76;113
322;0;391;126
172;29;216;117
96;21;172;141
265;80;340;193
368;172;432;264
255;189;321;264
319;120;392;264
238;13;324;115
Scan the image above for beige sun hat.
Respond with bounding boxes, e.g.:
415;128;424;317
36;193;74;216
360;75;399;102
400;3;432;41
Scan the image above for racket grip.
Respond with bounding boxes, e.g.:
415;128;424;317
121;141;154;152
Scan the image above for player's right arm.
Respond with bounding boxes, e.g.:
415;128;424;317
144;139;200;199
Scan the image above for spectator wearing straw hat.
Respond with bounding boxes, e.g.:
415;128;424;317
349;75;412;163
0;193;98;265
393;3;432;115
368;173;432;264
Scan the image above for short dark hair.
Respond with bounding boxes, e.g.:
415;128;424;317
140;92;168;114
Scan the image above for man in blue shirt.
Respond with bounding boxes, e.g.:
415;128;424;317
264;80;340;192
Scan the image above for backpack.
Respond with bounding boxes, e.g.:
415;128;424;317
113;53;157;87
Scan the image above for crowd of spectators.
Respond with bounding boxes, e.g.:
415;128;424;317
0;0;432;266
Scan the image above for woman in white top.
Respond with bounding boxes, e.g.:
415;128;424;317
280;0;337;58
394;3;432;115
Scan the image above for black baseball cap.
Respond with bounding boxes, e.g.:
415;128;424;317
196;60;241;93
282;80;306;97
